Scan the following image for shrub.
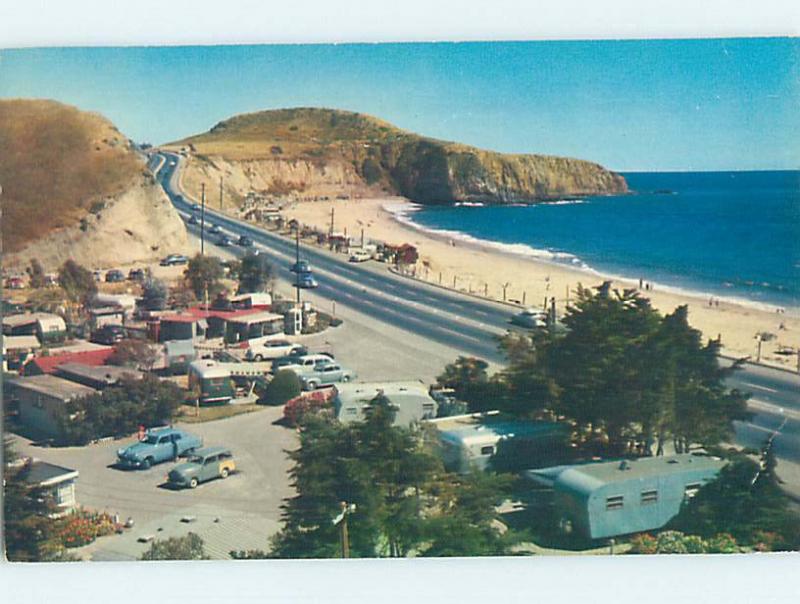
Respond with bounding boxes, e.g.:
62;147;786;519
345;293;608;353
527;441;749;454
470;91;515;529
262;370;301;406
706;533;740;554
141;277;168;311
283;391;333;426
628;533;658;554
57;260;97;305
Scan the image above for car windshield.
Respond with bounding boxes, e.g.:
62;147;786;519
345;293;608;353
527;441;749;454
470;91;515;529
142;434;160;444
188;455;205;464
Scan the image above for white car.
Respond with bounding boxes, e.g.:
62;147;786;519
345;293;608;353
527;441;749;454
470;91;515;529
245;340;305;362
348;249;372;263
273;353;335;376
510;307;548;329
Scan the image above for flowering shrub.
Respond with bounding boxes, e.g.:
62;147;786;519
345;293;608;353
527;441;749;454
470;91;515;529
706;533;740;554
628;533;657;554
629;530;740;554
56;509;119;548
283;390;334;426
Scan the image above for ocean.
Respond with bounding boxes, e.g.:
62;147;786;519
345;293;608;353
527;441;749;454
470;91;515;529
403;171;800;310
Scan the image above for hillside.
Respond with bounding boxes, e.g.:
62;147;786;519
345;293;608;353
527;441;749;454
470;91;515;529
167;108;627;205
0;99;189;269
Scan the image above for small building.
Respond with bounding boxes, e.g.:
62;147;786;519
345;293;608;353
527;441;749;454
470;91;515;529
2;312;67;345
164;339;197;374
22;460;80;516
158;314;207;343
429;412;569;473
526;454;727;540
54;363;144;389
21;346;115;376
2;334;40;373
223;310;284;346
6;374;98;440
334;381;437;426
92;293;137;317
88;306;125;330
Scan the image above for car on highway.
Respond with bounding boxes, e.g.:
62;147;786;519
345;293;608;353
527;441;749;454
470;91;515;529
294;272;318;289
105;269;125;283
299;362;356;390
90;324;127;345
273;352;336;375
191;203;201;213
187;214;199;225
217;235;233;247
117;428;203;470
348;249;372;263
167;446;235;489
160;254;189;266
510;307;548;329
245;339;306;362
238;235;254;247
208;224;222;234
290;260;310;274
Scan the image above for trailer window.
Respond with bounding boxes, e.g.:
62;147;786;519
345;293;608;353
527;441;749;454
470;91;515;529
480;445;495;456
640;490;658;505
605;495;624;511
684;483;702;500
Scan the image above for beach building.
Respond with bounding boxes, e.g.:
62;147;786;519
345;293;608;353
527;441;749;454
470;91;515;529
22;460;80;517
429;412;569;473
334;381;437;426
158;314;208;343
2;312;67;345
526;454;727;540
6;374;97;440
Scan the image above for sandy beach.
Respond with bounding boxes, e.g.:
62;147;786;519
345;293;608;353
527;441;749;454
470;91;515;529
284;197;800;370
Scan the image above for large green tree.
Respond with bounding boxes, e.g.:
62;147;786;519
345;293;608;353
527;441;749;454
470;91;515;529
237;252;274;294
57;259;97;306
184;254;225;300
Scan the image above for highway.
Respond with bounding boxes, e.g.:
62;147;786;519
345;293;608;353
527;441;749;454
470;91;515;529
152;152;800;494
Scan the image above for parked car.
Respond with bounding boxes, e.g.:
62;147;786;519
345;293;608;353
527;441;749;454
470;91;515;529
105;269;125;283
208;224;222;234
294;272;318;289
128;268;146;282
167;447;235;489
90;324;127;345
510;307;548;329
238;235;254;247
4;276;25;289
348;249;372;263
299;362;356;390
290;260;310;274
116;428;203;469
217;235;233;247
160;254;189;266
245;340;306;362
187;215;199;225
273;353;336;375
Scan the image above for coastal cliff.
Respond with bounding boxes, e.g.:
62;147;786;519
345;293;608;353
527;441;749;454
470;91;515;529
167;108;627;205
0;99;190;270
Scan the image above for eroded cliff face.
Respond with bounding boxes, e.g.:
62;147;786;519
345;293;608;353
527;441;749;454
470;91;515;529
167;107;628;206
5;174;190;271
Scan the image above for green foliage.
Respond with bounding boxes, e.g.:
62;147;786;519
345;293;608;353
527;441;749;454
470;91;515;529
270;398;515;558
3;438;67;561
668;452;800;550
261;370;302;406
26;258;46;289
237;253;274;294
57;259;97;305
184;254;225;300
109;338;160;371
140;532;209;560
56;376;183;445
361;157;383;185
141;277;168;311
628;530;740;554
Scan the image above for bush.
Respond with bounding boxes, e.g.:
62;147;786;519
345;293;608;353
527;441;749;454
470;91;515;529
141;532;209;560
283;391;333;426
141;277;168;311
261;370;301;406
58;260;97;305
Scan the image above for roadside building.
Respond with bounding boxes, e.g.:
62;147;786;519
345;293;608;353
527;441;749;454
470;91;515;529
92;293;137;317
223;311;285;346
334;381;437;426
88;306;126;330
428;412;569;473
6;374;97;440
2;312;67;345
54;363;144;390
22;460;80;517
21;346;115;376
158;314;208;343
526;453;727;540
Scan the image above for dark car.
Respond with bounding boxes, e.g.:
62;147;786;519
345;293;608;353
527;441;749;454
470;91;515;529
160;254;189;266
290;260;310;274
128;268;146;282
91;324;127;345
238;235;254;247
191;203;201;213
294;272;318;289
218;235;233;247
187;215;199;226
208;224;222;235
105;269;125;283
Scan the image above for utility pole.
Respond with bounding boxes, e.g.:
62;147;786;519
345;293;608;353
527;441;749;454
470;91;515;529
295;228;301;306
329;207;335;250
332;501;356;559
361;228;364;248
219;176;223;210
200;183;206;256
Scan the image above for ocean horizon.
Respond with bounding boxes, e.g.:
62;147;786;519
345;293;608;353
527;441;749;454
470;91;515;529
401;170;800;311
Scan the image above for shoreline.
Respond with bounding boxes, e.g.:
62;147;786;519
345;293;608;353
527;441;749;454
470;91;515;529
283;197;800;370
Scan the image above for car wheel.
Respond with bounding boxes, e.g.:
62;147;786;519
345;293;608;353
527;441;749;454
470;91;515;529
307;381;318;390
141;457;153;470
220;468;229;479
189;477;198;489
341;375;350;383
254;354;264;362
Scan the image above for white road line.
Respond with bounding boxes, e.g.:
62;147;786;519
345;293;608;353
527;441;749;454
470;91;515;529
741;381;779;394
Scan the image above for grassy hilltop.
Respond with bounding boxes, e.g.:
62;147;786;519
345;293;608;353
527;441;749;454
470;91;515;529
0;99;142;253
169;108;627;204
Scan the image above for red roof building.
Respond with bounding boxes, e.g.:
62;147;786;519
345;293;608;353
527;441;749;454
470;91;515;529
22;346;115;376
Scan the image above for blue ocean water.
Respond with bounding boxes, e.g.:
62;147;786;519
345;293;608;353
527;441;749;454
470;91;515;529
407;171;800;309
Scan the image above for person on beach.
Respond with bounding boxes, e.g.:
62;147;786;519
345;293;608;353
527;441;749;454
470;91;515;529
639;278;643;289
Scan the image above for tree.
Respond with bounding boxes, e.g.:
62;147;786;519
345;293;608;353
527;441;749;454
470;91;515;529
237;252;274;294
140;532;209;560
57;260;97;306
435;356;510;413
261;370;302;406
109;338;160;372
26;258;46;289
184;254;225;300
3;438;65;561
141;277;168;311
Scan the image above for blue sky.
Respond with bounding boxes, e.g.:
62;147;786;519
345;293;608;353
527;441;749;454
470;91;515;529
1;38;797;171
